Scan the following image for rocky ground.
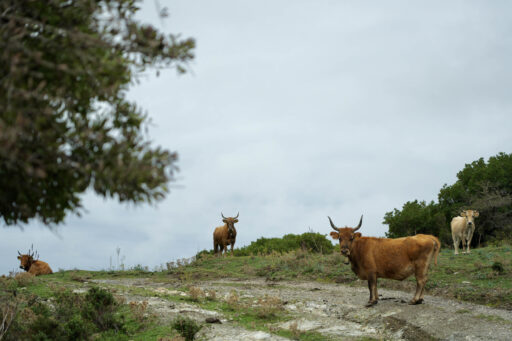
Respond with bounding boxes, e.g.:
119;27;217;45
92;277;512;341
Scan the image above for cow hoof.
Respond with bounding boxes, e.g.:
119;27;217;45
365;301;378;307
408;299;423;305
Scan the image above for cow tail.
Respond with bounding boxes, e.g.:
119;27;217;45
433;239;440;266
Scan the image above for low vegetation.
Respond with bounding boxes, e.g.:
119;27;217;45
0;275;182;340
187;244;512;309
170;316;201;341
197;231;335;257
1;240;510;340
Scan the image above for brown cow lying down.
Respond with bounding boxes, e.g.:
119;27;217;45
17;251;53;276
328;215;440;307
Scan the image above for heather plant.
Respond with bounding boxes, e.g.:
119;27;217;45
171;316;202;341
1;286;126;340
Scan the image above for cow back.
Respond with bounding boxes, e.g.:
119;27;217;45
29;260;53;276
450;216;467;236
349;236;437;280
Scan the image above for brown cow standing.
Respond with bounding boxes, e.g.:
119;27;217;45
328;215;440;306
17;246;53;276
213;212;238;256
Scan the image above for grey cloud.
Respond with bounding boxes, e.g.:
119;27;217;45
2;0;512;274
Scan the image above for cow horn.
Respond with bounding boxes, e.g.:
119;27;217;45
234;212;239;219
328;216;339;231
221;212;226;219
18;250;21;256
353;215;363;232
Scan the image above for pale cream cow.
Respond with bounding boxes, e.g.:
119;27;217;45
450;210;479;255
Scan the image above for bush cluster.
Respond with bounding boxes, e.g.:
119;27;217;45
1;285;125;341
196;232;334;258
171;316;202;341
385;152;512;246
237;232;334;255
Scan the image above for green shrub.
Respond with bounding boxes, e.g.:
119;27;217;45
235;232;334;255
171;316;202;341
2;286;125;340
492;261;504;274
195;232;334;258
83;286;124;331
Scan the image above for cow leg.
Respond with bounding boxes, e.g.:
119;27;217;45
410;265;427;304
366;274;378;307
467;230;474;253
453;236;460;255
230;242;234;256
419;246;438;301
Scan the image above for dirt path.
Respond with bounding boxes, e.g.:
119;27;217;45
93;278;512;340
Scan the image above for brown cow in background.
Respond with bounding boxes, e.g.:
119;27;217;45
17;245;53;276
328;215;440;306
213;212;238;256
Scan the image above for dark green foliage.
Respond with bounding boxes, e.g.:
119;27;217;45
195;232;334;258
384;200;448;242
0;0;195;226
492;261;504;274
236;232;335;256
438;152;512;245
82;286;123;331
2;286;124;340
384;153;512;246
171;316;202;341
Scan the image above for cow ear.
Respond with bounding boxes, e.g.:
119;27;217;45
354;232;362;239
330;231;339;240
17;256;21;260
234;219;239;223
474;211;479;217
460;211;466;217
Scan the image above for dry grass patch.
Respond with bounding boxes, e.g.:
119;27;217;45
14;272;36;287
255;295;284;319
188;286;204;302
289;321;304;340
226;290;240;310
205;289;216;301
129;300;149;323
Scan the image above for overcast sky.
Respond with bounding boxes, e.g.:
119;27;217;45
2;0;512;275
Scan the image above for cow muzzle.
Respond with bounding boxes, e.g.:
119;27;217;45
340;250;350;264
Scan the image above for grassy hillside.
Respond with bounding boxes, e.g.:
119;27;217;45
176;245;512;309
1;244;511;340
